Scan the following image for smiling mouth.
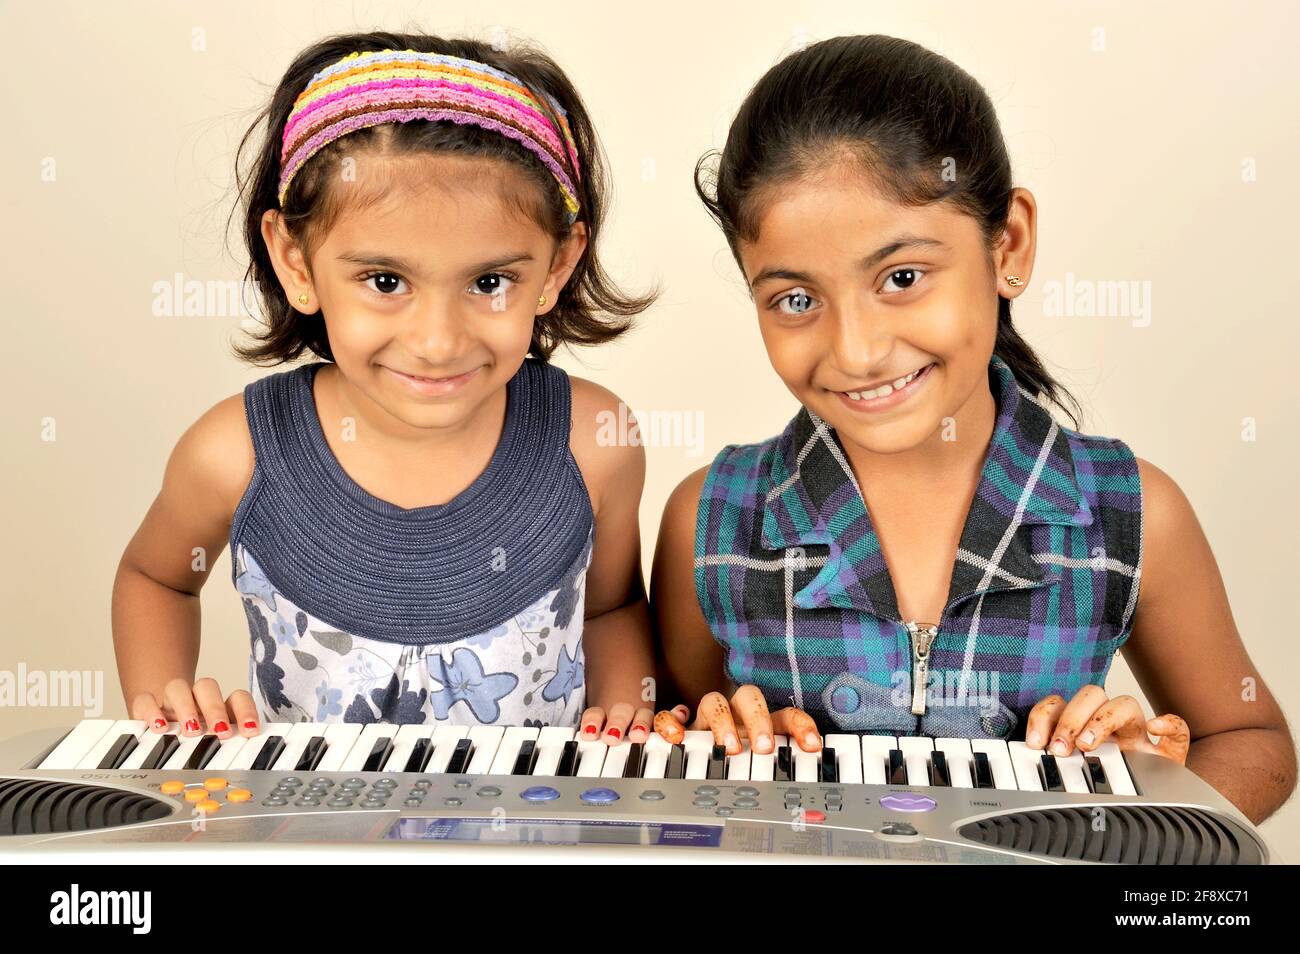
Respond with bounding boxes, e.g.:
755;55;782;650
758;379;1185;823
836;362;935;401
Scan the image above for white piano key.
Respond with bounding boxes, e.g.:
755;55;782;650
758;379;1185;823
898;736;934;786
791;740;821;783
378;724;435;773
575;739;608;776
726;740;752;780
76;720;149;770
1093;741;1138;796
465;726;505;775
162;733;212;770
271;722;328;771
640;732;671;779
531;727;576;776
488;725;540;775
749;734;785;782
339;723;404;772
313;723;365;772
934;738;975;789
824;734;863;785
38;719;116;770
203;734;249;771
861;735;897;785
600;741;632;778
969;738;1018;790
118;725;179;770
424;725;470;774
1055;750;1092;794
228;722;295;771
682;730;714;780
1008;741;1045;791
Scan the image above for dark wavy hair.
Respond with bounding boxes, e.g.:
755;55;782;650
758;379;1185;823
695;34;1082;427
230;30;655;365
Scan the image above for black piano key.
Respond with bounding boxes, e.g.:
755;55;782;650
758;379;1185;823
820;747;837;783
404;737;434;773
251;736;286;771
555;740;579;776
445;738;472;775
973;751;995;788
928;750;951;787
184;734;220;770
622;742;645;779
362;738;394;772
296;736;328;772
97;734;139;770
1085;755;1111;794
140;734;180;770
665;743;686;779
1039;753;1065;793
774;745;792;782
512;740;538;775
707;743;727;780
887;748;907;785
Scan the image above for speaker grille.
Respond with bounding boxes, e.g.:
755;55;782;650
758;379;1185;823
0;778;173;836
958;805;1264;864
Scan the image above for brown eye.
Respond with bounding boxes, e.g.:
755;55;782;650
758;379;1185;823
882;268;924;293
364;272;407;295
471;273;517;296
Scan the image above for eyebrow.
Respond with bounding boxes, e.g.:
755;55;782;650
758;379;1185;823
748;235;950;289
336;251;537;276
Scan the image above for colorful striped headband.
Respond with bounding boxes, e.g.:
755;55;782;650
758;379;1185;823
278;49;582;223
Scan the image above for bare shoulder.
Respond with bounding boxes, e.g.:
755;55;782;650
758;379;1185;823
663;465;709;531
566;373;645;515
1133;456;1214;609
164;390;256;519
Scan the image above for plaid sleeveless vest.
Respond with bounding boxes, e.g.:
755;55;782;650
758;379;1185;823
694;355;1143;740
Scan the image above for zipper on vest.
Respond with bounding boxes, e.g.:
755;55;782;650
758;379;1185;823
904;620;940;716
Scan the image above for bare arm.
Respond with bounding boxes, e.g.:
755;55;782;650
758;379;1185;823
111;393;254;713
1122;457;1296;824
568;377;655;735
649;466;726;709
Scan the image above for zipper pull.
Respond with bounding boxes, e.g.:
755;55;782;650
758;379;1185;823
905;621;940;716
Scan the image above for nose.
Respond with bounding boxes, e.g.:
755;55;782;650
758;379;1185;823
828;296;895;377
399;296;470;366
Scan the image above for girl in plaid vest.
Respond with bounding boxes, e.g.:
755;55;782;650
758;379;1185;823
651;35;1293;823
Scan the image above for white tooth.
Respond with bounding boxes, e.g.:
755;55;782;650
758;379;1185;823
876;384;894;398
847;391;862;401
893;376;908;389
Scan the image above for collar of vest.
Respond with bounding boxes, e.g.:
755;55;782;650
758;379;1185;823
758;354;1094;620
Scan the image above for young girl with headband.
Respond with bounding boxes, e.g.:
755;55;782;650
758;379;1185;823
651;34;1293;822
113;32;659;746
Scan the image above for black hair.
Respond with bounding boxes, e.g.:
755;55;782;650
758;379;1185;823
695;34;1082;427
230;30;655;365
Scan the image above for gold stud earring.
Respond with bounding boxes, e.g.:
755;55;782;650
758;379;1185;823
1005;275;1024;287
537;294;547;308
297;292;310;305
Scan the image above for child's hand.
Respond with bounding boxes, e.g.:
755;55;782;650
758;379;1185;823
653;685;822;756
577;702;656;745
1027;685;1190;765
129;677;261;740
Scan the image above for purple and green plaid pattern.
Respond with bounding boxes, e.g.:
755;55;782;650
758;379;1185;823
693;355;1143;739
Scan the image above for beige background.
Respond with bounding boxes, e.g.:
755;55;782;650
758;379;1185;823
2;1;1297;853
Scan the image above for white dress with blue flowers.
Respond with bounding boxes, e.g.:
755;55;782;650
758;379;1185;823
229;358;596;730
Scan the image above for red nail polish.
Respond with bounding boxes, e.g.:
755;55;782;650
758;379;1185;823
243;721;257;730
633;724;648;734
153;718;167;729
584;724;597;736
213;721;229;733
184;719;200;732
607;726;622;740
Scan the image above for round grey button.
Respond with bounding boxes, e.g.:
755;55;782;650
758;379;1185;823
373;778;397;789
282;777;302;786
261;796;288;807
476;786;502;797
444;797;463;807
404;798;423;807
694;785;720;796
826;792;843;803
735;797;760;808
736;786;759;797
715;807;735;816
692;796;718;807
639;790;665;801
312;777;334;787
342;778;365;789
327;798;353;808
294;797;320;807
453;780;471;789
413;780;432;789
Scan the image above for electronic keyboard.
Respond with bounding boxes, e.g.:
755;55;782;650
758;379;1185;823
0;719;1273;863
